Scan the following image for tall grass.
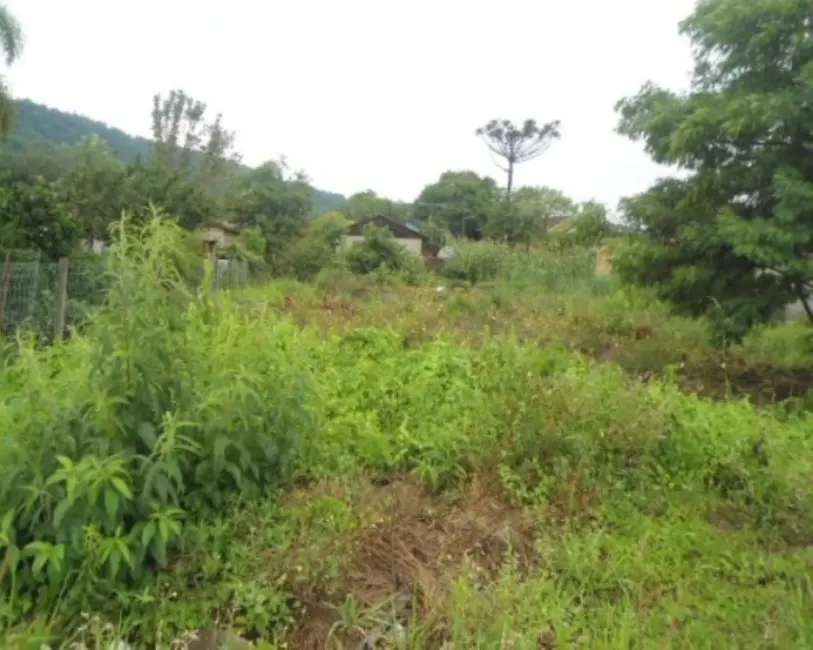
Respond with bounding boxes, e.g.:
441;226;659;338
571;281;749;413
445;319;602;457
442;240;616;295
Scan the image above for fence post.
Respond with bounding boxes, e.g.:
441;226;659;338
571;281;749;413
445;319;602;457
53;257;69;341
27;251;41;320
0;253;12;332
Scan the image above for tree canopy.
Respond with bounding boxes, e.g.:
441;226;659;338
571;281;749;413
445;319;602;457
0;95;346;260
0;3;23;136
1;99;347;216
615;0;813;340
337;190;409;221
413;171;499;240
487;186;578;246
227;160;314;268
476;119;560;199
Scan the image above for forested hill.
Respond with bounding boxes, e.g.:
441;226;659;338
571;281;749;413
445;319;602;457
2;99;346;214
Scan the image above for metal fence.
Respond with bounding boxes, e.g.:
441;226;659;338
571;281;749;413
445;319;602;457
0;252;250;342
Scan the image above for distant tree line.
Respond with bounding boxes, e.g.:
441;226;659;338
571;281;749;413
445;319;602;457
0;2;614;285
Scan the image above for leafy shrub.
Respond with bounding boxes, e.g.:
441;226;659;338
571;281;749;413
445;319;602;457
342;225;427;285
282;236;336;281
0;214;316;621
343;225;410;275
564;201;612;247
280;212;351;281
308;211;350;250
0;175;81;259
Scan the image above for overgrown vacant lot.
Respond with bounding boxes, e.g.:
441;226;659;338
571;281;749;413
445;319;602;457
248;249;813;408
2;225;813;649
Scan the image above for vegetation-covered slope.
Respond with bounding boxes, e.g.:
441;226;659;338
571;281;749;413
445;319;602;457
1;99;346;214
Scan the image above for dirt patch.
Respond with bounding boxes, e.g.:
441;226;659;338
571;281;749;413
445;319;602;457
318;298;357;318
588;336;813;407
680;359;813;405
595;245;613;276
288;475;532;649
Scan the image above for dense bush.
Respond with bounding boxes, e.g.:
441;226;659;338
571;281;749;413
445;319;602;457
343;225;411;275
343;225;426;284
0;217;315;623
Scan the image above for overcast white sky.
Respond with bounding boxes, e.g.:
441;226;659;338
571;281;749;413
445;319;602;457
5;0;696;207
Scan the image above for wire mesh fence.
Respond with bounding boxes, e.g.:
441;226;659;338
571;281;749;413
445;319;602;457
0;252;251;343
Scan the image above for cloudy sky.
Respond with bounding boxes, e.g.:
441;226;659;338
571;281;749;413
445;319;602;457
5;0;696;208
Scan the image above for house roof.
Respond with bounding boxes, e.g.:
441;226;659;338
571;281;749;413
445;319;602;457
547;216;574;233
201;221;241;236
347;214;429;241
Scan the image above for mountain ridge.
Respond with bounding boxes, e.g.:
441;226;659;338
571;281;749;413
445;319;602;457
2;98;347;214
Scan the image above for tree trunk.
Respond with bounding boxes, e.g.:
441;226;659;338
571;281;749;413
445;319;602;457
506;162;514;201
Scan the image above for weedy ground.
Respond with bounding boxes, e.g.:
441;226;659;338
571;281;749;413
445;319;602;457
1;223;812;649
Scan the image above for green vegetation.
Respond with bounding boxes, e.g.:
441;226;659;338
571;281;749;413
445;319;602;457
476;118;561;199
3;100;347;216
2;220;813;649
0;3;23;136
615;0;813;341
2;0;813;647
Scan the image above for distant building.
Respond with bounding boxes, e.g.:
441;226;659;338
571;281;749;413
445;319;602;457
344;215;430;256
546;212;576;233
200;221;240;258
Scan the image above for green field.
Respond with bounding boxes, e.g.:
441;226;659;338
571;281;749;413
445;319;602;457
1;221;812;650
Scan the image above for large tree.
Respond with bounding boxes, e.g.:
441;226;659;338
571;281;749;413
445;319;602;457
150;89;239;197
338;190;409;221
0;174;79;259
138;89;241;229
226;160;313;268
476;119;560;200
55;135;129;241
615;0;813;340
487;186;578;246
0;3;23;136
413;170;499;240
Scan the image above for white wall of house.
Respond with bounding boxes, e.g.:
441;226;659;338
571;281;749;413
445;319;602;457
201;226;236;249
79;238;107;254
342;235;423;255
785;299;811;321
437;245;455;260
756;268;812;321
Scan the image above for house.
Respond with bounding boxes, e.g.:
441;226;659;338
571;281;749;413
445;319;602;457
547;213;576;234
200;221;240;258
344;215;431;256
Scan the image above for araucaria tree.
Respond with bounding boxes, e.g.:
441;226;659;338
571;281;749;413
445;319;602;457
615;0;813;341
476;119;560;200
0;3;23;136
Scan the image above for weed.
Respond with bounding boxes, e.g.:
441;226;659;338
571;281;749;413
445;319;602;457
2;216;813;647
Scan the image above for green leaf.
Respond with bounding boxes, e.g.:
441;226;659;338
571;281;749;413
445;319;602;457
104;488;119;520
52;499;72;530
142;520;157;548
110;477;133;500
107;547;121;580
213;435;231;473
138;422;157;448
